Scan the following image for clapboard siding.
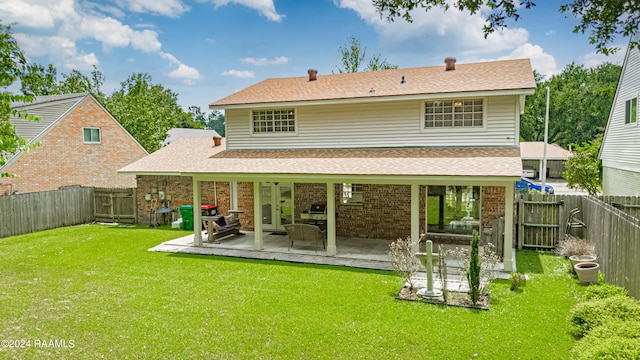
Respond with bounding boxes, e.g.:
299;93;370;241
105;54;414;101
601;44;640;169
603;166;640;196
226;96;519;149
11;97;83;141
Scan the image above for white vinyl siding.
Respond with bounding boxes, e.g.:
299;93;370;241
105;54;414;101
226;96;518;150
602;166;640;196
600;44;640;170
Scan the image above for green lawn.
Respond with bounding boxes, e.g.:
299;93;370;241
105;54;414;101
0;224;584;359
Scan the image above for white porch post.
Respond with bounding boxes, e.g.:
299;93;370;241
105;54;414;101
253;181;263;250
411;184;420;242
503;183;515;271
326;183;336;256
193;177;202;246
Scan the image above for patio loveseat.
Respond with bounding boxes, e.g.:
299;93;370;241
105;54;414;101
284;224;326;251
202;210;244;243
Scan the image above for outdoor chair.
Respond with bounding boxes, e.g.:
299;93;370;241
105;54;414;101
565;208;587;237
202;210;244;243
284;224;326;251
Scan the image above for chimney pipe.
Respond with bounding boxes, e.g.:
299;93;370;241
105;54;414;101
444;57;456;71
308;69;318;81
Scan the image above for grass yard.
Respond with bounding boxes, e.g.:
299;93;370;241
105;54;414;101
0;224;585;359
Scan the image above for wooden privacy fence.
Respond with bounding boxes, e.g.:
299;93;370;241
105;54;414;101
582;196;640;300
599;195;640;220
0;187;94;238
94;188;136;224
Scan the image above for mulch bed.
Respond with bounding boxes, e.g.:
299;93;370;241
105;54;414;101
396;286;490;310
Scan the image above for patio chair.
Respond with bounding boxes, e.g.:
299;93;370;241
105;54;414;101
284;224;326;251
565;208;587;237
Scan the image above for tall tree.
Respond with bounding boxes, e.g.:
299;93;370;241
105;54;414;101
103;73;191;153
373;0;639;54
188;106;225;136
20;64;105;99
563;135;603;195
336;36;397;73
0;22;39;178
520;63;621;148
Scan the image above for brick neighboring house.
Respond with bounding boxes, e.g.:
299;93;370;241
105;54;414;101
0;93;147;194
121;58;536;271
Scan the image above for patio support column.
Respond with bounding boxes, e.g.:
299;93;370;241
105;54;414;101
253;181;263;250
503;183;515;271
326;183;336;256
193;177;202;246
411;184;420;242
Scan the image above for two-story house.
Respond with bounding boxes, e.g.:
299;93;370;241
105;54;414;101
599;38;640;196
121;58;535;271
1;93;147;194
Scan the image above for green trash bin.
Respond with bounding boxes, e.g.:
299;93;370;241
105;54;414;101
179;205;194;230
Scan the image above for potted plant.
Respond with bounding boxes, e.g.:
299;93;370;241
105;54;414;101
574;262;600;283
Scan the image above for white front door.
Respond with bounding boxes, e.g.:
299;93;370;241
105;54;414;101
260;182;293;231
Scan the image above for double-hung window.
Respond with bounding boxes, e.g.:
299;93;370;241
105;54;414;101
625;98;637;124
83;127;101;143
424;99;484;128
252;108;296;134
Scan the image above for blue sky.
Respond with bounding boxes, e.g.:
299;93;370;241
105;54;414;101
0;0;629;112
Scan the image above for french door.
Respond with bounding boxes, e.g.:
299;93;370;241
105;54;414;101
259;182;293;231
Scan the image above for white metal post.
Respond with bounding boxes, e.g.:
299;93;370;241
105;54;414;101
503;183;515;271
192;177;202;246
326;183;336;256
253;181;263;250
411;183;420;242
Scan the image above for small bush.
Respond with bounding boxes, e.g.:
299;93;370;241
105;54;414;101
569;296;640;338
509;272;525;291
388;236;421;291
555;234;595;257
587;319;640;339
583;283;628;301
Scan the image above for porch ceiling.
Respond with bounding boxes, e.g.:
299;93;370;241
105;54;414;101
119;138;522;180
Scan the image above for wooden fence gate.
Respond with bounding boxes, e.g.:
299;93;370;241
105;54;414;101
94;188;136;224
516;193;585;250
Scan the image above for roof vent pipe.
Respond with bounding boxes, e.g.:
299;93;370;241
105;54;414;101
308;69;318;81
444;57;456;71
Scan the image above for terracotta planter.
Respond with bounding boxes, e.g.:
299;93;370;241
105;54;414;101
213;136;222;146
570;255;597;268
574;262;600;283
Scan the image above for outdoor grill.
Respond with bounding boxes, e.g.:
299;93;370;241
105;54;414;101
309;203;326;215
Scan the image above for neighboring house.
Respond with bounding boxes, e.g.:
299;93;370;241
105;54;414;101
599;39;640;196
0;93;148;194
121;58;536;271
520;141;572;179
164;128;221;145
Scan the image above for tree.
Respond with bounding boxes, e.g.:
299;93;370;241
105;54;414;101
336;36;397;73
0;22;39;178
103;73;191;153
520;63;621;148
20;64;105;99
563;135;603;196
373;0;639;54
189;106;225;136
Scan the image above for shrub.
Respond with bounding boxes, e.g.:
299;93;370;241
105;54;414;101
571;315;640;359
555;234;595;257
388;236;421;291
437;244;449;303
468;230;481;304
509;272;525;291
451;235;499;298
569;295;640;338
583;283;629;301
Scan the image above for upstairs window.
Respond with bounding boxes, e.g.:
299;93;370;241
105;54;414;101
625;98;637;124
341;183;363;204
424;99;484;128
252;108;296;134
83;127;101;143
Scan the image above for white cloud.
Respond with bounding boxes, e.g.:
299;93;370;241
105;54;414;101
169;63;201;85
335;0;528;56
116;0;189;17
209;0;284;22
581;44;627;68
240;56;289;66
480;43;558;79
14;33;99;70
0;0;76;28
222;70;255;78
545;29;556;36
74;16;161;53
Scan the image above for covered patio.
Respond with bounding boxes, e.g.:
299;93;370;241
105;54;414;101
149;230;515;275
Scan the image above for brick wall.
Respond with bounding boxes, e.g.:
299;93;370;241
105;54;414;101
135;176;255;229
481;186;506;228
2;97;147;193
